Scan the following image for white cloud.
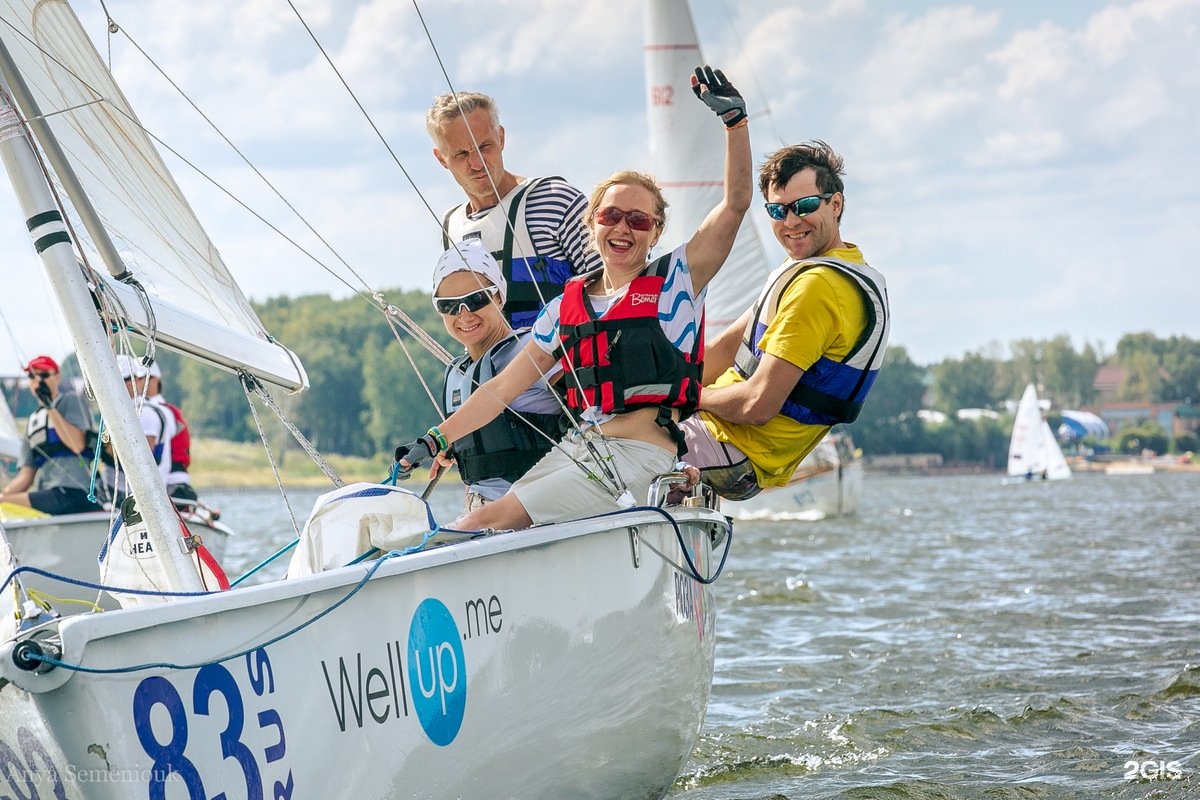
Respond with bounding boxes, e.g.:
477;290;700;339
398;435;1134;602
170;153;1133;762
992;22;1073;99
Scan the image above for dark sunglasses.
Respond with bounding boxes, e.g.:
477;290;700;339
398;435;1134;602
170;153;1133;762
433;286;499;315
764;193;834;221
27;371;54;380
594;206;658;232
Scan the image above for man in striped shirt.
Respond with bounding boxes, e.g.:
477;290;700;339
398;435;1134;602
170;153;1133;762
427;92;601;328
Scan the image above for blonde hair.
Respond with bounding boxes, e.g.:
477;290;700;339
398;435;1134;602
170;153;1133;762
426;92;500;145
584;170;668;228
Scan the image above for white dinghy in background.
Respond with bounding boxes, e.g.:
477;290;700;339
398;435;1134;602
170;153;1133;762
0;1;730;797
1007;383;1071;482
0;369;231;611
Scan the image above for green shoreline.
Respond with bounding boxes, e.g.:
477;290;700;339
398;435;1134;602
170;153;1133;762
188;438;453;491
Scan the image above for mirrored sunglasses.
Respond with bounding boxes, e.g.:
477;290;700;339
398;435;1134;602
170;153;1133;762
594;206;658;232
764;193;834;221
433;285;499;315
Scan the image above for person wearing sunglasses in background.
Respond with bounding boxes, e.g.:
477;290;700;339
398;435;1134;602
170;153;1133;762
427;91;602;329
676;140;891;501
0;354;102;515
430;240;564;512
397;66;751;531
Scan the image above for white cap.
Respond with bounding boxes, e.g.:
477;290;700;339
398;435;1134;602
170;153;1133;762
432;240;506;304
116;354;149;380
147;359;162;379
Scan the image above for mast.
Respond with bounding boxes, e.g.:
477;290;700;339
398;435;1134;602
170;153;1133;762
0;56;203;591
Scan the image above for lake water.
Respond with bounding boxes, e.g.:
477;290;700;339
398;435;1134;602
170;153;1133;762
206;471;1200;799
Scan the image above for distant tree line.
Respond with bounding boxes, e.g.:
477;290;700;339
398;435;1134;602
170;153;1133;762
852;334;1200;464
108;290;1200;466
157;288;456;459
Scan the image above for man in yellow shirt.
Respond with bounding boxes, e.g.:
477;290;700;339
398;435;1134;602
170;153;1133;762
678;141;890;500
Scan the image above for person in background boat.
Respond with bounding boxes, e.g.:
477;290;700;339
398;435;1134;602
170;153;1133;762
430;240;564;511
676;141;891;501
145;359;200;507
398;66;751;530
427;90;602;328
0;355;102;515
105;355;174;502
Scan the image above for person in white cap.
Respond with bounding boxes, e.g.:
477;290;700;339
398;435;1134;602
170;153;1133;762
426;91;601;329
144;359;199;506
106;354;175;501
428;240;563;512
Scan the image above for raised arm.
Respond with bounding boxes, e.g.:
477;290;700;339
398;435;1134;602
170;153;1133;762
683;66;752;292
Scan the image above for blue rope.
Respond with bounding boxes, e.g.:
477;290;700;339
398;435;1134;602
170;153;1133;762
562;504;734;585
2;565;218;598
11;505;725;677
27;551;404;675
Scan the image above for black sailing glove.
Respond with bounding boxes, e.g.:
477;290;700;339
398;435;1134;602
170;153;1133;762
393;431;441;474
691;65;746;128
34;381;53;408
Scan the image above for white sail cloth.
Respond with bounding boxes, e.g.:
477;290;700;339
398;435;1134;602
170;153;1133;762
286;483;438;578
0;0;306;390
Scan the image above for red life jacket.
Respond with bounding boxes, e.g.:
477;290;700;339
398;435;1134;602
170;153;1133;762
162;401;191;471
557;254;702;450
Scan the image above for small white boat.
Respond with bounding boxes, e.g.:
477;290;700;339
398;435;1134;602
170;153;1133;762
1;364;231;611
0;2;730;796
1007;384;1071;481
1105;462;1155;476
1;504;232;610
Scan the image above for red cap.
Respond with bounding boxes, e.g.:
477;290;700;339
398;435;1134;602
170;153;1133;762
24;355;59;373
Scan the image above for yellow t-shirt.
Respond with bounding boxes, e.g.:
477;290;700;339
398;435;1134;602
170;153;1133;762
700;245;870;487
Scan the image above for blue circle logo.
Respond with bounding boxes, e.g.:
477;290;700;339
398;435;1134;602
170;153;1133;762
406;598;467;746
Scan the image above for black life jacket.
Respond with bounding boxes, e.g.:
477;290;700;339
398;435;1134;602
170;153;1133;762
441;332;563;484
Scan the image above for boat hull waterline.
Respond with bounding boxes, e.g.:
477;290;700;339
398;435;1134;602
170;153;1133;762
1;507;725;800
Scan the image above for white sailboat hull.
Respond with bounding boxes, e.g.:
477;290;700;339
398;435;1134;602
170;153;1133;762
725;433;863;520
2;510;231;609
1;508;724;800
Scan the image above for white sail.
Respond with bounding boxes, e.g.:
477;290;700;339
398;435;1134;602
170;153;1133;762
1007;384;1071;480
1039;419;1072;480
644;0;770;328
0;0;305;391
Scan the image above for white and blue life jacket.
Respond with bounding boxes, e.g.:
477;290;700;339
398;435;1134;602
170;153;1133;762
734;257;890;425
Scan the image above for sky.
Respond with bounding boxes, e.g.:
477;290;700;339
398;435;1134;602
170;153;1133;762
1;0;1198;373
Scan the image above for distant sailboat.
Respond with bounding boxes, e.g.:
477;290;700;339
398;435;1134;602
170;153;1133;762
1007;384;1071;481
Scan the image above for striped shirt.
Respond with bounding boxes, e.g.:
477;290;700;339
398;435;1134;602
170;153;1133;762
456;177;602;276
